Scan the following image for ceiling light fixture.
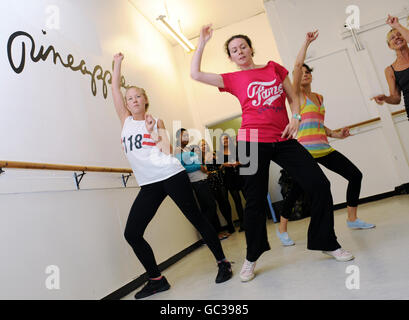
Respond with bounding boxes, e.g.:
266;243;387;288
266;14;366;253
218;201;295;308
156;15;195;52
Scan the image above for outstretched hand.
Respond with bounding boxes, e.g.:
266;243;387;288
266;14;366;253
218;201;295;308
371;94;387;105
340;127;351;139
113;52;124;63
199;24;213;45
386;14;400;28
306;30;319;44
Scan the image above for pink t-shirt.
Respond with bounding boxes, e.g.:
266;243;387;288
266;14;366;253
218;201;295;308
219;61;289;143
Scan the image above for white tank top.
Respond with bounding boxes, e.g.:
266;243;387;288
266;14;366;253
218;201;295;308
121;116;185;186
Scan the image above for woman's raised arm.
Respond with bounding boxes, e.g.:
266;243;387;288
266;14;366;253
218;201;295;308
292;31;318;94
112;53;131;126
191;25;224;88
386;15;409;44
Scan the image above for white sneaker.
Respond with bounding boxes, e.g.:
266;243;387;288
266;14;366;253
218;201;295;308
322;248;354;262
240;259;256;282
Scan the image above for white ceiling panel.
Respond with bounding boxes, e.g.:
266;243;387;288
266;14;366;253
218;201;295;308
129;0;265;44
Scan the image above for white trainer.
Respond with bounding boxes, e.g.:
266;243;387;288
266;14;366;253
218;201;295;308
322;248;355;262
240;259;256;282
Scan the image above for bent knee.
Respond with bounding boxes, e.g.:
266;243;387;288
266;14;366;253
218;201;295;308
351;169;363;182
124;227;143;245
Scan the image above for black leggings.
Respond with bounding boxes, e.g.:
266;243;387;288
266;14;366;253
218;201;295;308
124;171;226;278
192;180;221;233
316;150;363;206
239;140;341;262
281;150;363;219
226;188;245;229
211;185;235;233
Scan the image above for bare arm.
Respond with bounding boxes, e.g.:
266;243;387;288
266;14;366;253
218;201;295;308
281;76;301;139
155;119;173;155
372;66;401;105
173;146;183;155
190;25;224;88
325;126;351;139
384;66;402;104
324;126;334;137
387;14;409;44
112;53;131;126
293;31;319;94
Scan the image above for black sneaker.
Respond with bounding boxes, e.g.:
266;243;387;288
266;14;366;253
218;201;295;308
228;226;236;234
215;261;233;283
134;276;170;299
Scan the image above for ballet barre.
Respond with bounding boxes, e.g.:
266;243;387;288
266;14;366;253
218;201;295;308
334;117;380;132
332;108;406;132
0;160;133;189
391;109;407;117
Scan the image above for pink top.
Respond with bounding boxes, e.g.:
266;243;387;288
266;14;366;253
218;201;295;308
219;61;289;143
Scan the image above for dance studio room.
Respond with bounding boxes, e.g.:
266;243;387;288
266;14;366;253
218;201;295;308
1;0;408;302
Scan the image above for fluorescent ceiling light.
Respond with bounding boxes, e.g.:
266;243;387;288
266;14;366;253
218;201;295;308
157;15;195;52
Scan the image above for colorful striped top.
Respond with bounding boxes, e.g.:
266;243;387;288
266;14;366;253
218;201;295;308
297;93;334;158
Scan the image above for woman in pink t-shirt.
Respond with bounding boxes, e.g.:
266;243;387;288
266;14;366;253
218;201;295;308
191;25;354;282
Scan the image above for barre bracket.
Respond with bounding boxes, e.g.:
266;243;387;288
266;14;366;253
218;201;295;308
122;173;132;187
74;171;86;190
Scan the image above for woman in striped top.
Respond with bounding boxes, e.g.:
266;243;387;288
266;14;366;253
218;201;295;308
276;32;375;247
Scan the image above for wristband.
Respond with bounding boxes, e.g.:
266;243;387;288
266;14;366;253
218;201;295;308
293;113;302;121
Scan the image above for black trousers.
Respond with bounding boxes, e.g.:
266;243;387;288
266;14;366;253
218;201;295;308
238;139;341;262
210;185;235;233
124;171;226;278
226;188;245;229
282;150;363;219
192;180;221;233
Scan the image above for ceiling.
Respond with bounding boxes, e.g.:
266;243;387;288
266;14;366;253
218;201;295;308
128;0;265;44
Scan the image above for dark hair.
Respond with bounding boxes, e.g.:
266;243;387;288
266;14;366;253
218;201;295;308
176;128;186;138
216;133;236;163
302;63;314;73
219;133;234;147
224;34;254;57
175;128;187;147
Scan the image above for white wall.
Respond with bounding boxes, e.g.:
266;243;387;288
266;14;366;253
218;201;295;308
0;186;201;299
0;0;202;299
264;0;409;203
